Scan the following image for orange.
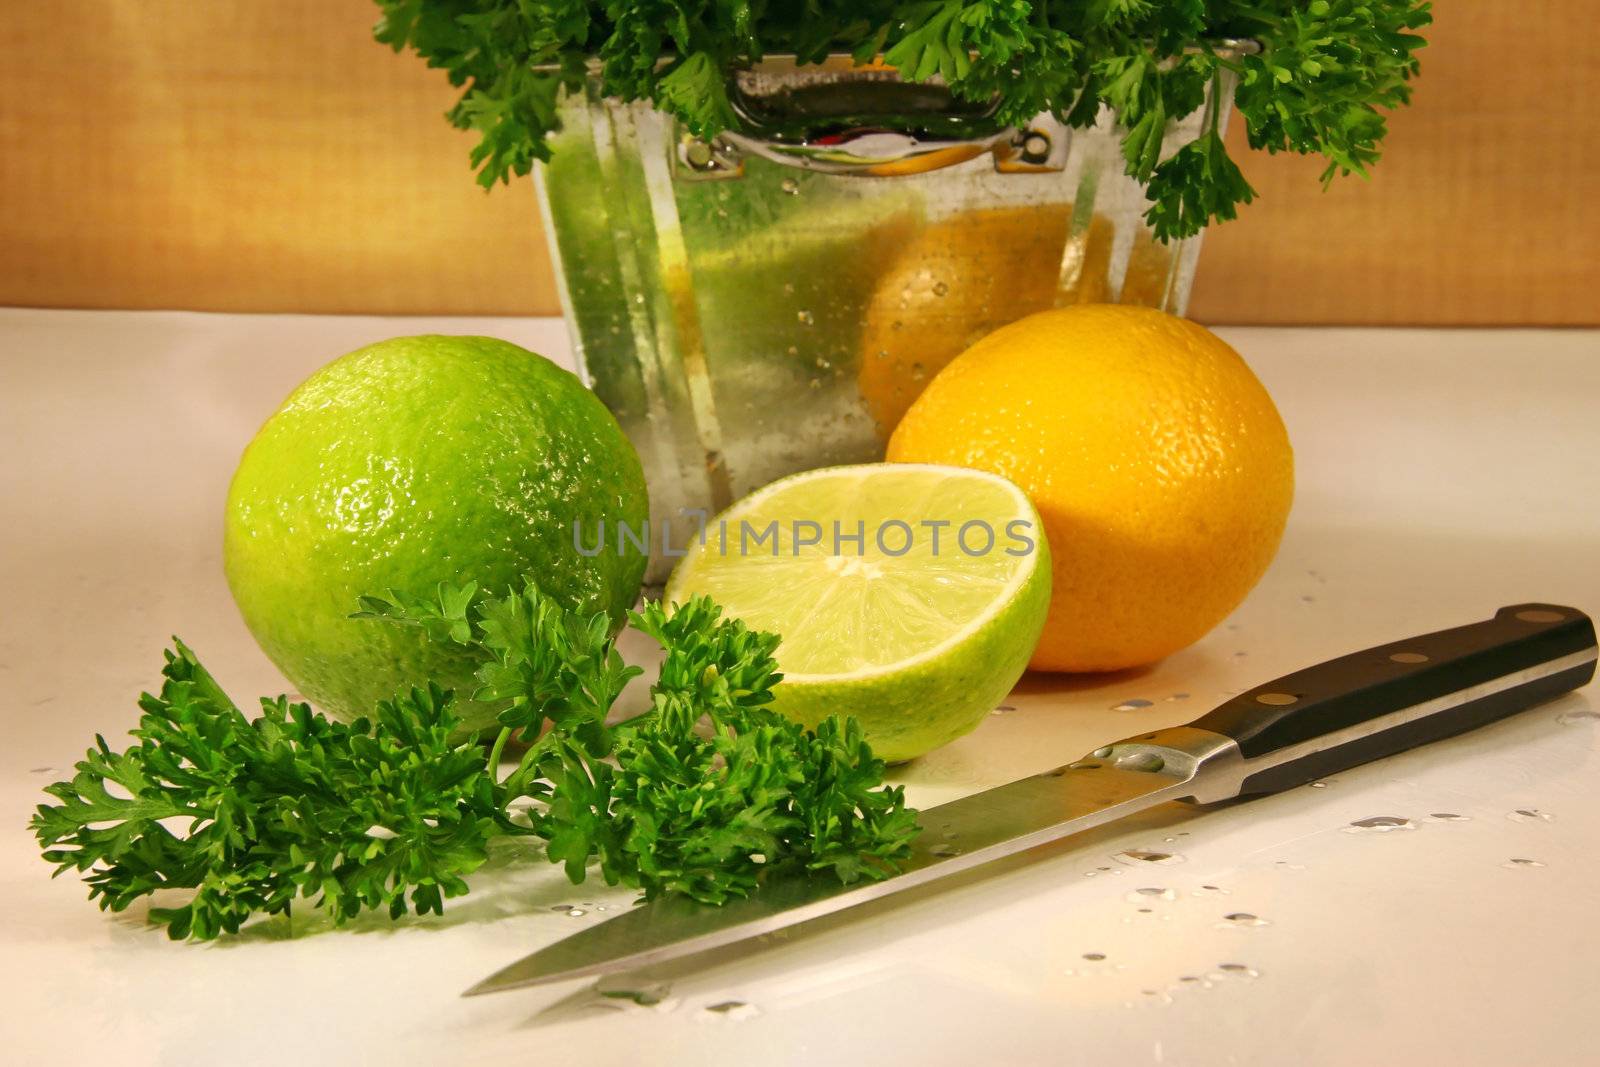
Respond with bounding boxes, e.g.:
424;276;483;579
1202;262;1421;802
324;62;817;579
886;305;1293;672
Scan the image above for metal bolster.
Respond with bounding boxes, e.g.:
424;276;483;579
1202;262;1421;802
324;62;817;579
1083;726;1247;805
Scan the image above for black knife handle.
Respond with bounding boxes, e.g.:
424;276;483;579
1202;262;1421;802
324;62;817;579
1189;604;1597;796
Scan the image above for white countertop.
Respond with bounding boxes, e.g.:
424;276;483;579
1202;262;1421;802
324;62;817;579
3;309;1598;1066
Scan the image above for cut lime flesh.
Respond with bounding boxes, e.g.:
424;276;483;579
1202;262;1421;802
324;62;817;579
666;463;1051;761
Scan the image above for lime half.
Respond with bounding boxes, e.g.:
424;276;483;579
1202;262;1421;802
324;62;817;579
665;463;1051;761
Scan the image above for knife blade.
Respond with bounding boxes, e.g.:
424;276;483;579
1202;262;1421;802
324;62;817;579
465;602;1597;996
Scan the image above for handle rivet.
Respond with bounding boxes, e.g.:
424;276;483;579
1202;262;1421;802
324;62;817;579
1390;651;1429;664
1255;692;1298;706
1515;609;1565;623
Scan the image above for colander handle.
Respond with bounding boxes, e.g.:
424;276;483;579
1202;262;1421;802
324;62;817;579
678;55;1069;177
710;123;1064;177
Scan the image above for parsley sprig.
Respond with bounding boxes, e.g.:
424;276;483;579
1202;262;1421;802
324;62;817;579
374;1;1430;239
31;584;918;940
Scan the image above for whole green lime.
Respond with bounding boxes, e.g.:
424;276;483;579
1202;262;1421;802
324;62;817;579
224;335;648;732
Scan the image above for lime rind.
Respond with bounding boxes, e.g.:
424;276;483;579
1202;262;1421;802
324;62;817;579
224;335;648;734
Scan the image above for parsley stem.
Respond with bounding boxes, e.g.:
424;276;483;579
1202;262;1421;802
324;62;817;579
1207;70;1225;137
485;725;513;775
502;731;559;798
608;707;657;731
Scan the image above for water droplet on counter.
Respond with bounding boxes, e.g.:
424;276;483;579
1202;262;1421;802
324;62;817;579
702;1001;761;1021
1196;885;1228;896
796;309;814;325
1115;849;1184;866
992;704;1017;714
1082;952;1106;961
29;766;52;774
1557;709;1600;725
1503;858;1546;868
1308;781;1329;788
1111;698;1153;711
1218;963;1259;978
1507;808;1555;823
1222;913;1269;928
1428;812;1470;822
780;177;800;195
1343;816;1415;833
550;904;574;912
567;909;587;917
931;843;962;857
1128;887;1177;902
1274;860;1307;871
1301;595;1316;603
602;983;672;1007
1166;693;1190;702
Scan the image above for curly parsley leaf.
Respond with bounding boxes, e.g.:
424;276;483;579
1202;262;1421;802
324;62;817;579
372;0;1428;238
1143;126;1255;239
31;642;517;940
607;598;918;902
33;583;915;939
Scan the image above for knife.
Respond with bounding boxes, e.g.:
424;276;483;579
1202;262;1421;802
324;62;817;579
465;602;1597;996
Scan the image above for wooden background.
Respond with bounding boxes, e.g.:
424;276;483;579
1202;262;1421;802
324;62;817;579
2;2;1596;325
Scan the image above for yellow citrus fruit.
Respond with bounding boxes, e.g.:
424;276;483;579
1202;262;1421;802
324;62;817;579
886;305;1293;672
857;205;1097;441
855;210;1186;442
857;205;1075;439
